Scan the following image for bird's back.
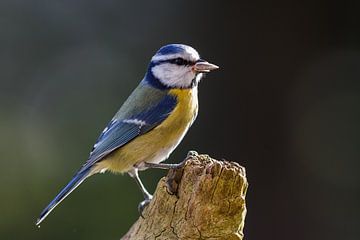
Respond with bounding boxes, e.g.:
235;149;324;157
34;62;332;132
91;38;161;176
113;81;168;120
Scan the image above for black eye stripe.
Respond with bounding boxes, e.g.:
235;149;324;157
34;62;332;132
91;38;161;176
172;58;186;65
155;58;194;66
152;58;196;66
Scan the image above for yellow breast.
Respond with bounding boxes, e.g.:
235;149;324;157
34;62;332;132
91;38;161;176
94;88;198;174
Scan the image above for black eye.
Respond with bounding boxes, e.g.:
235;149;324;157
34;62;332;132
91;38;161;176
173;58;186;65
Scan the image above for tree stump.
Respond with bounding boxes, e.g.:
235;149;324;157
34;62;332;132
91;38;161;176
121;152;248;240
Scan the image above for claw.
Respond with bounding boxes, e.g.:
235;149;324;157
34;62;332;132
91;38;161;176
138;195;152;218
186;150;198;159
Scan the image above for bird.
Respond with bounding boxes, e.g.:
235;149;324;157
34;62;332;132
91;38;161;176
36;44;219;226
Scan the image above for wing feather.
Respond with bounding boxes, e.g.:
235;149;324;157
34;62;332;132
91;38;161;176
79;94;177;172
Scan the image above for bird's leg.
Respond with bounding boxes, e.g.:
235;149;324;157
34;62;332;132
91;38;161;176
128;168;152;217
128;151;198;216
144;150;198;170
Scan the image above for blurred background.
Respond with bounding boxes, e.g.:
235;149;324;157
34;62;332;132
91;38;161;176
1;0;359;239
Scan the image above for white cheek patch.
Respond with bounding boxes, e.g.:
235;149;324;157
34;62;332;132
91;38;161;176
152;63;197;88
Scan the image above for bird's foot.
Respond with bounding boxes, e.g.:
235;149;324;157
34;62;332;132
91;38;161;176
186;150;198;159
144;161;184;170
144;151;198;170
138;195;153;218
173;150;199;168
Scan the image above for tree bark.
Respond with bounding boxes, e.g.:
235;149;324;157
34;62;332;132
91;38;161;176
121;152;248;240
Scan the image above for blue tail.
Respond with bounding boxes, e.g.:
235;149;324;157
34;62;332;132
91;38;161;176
36;168;91;226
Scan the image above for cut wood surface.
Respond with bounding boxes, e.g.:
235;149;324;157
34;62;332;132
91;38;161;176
121;152;248;240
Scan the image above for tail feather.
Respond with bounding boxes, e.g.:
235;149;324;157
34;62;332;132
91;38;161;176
36;168;91;226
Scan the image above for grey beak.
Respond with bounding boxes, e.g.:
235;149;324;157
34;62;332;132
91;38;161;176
193;60;219;73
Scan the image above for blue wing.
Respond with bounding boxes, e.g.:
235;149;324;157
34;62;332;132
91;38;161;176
79;93;177;173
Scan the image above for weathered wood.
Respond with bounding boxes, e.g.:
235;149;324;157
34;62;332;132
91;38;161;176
121;153;248;240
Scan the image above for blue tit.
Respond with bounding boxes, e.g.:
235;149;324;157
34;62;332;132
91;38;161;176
36;44;218;226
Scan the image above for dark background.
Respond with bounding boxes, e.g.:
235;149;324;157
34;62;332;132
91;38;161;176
1;0;359;239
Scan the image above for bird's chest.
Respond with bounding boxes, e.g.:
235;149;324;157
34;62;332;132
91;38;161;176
159;88;198;135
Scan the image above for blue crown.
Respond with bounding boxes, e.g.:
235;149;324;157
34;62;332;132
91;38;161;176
155;44;188;56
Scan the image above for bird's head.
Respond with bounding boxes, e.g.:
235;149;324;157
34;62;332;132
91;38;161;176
146;44;219;89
